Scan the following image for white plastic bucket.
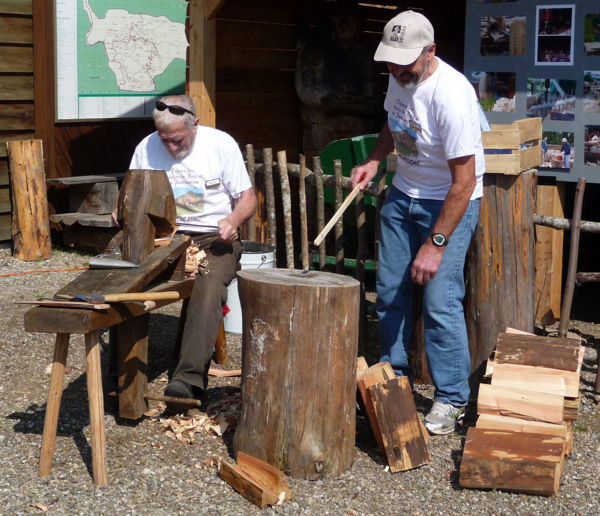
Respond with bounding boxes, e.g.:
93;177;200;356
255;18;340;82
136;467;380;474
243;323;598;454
224;241;275;334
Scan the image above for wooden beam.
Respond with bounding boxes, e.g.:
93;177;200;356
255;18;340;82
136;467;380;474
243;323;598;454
206;0;225;19
188;0;216;127
33;0;55;178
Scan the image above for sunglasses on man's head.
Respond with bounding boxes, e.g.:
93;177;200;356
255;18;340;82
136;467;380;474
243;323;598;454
155;101;196;117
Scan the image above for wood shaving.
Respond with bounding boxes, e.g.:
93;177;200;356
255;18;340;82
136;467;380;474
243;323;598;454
154;394;241;444
184;245;208;277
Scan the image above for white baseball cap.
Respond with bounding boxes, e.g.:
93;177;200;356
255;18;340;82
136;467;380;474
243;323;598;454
374;10;434;66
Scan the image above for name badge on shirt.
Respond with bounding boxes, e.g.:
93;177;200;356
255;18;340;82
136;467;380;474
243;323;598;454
205;178;221;189
409;120;422;133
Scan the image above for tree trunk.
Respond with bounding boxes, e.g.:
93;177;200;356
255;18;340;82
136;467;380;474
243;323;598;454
7;139;51;260
465;169;537;391
233;268;360;479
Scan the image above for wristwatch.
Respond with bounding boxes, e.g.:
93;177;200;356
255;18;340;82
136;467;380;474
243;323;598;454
430;233;449;247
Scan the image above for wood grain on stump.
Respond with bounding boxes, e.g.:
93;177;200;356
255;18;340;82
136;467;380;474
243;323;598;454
233;269;360;479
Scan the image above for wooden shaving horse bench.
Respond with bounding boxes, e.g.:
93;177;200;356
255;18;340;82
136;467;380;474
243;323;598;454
24;235;195;486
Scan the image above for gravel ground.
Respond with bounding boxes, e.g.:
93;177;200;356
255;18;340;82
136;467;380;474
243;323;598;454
0;246;599;515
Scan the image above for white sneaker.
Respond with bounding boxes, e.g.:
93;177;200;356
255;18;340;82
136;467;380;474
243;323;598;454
424;401;465;435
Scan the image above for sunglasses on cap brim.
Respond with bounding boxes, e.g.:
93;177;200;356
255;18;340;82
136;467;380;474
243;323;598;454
155;101;196;117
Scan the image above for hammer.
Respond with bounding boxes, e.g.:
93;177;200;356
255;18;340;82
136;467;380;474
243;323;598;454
56;291;180;305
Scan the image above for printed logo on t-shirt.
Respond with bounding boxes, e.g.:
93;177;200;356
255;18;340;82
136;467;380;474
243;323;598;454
168;166;206;219
389;102;422;166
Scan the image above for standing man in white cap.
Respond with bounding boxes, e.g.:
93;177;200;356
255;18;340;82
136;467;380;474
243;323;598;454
350;10;485;435
561;137;571;168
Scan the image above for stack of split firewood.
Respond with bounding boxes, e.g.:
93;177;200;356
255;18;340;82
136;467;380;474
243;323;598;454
356;358;430;472
460;328;584;496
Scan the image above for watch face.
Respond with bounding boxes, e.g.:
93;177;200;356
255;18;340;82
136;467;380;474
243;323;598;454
432;233;447;246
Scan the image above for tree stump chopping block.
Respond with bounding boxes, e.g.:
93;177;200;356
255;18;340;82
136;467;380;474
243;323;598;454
233;269;360;479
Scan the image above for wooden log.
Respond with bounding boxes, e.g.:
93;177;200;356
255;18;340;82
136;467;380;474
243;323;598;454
117;169;176;264
7;139;51;260
117;314;149;419
487;360;580;398
465;170;536;384
233;269;360;479
534;214;600;233
277;150;294;268
68;181;119;215
219;452;290;508
477;384;564;424
459;427;564;496
494;332;580;372
368;377;430;472
39;333;69;477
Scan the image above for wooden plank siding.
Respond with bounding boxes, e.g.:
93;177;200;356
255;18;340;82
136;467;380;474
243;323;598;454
0;0;34;241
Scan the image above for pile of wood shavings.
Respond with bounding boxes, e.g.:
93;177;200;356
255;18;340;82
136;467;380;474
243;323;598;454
184;244;209;277
145;393;241;444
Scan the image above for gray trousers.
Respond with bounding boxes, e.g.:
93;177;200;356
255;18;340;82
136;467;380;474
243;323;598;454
173;233;242;390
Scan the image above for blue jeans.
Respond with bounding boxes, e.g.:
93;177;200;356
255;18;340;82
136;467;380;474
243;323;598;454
376;187;480;406
563;154;570;168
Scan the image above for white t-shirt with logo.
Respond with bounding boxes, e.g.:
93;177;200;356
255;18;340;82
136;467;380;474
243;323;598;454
130;125;252;233
384;57;484;201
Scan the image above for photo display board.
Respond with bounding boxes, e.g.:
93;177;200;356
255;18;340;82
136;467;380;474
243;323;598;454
465;0;600;182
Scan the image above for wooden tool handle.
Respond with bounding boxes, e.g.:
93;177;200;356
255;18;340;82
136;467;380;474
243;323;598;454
313;182;363;247
103;291;180;302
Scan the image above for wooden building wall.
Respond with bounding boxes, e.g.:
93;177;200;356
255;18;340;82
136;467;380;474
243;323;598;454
0;0;467;224
0;0;34;240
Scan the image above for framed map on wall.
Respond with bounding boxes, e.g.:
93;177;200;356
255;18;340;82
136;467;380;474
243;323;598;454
55;0;188;121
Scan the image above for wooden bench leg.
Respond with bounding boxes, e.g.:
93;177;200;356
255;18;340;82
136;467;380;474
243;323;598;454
117;314;149;419
85;331;108;486
39;333;70;477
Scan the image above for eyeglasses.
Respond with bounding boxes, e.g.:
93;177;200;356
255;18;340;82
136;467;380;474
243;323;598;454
155;101;196;117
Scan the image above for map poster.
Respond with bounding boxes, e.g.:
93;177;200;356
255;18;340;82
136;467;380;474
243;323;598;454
55;0;189;121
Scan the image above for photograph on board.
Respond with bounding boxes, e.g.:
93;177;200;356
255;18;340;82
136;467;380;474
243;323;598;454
480;15;526;56
584;13;600;56
584;71;600;113
526;78;576;120
471;71;516;112
584;125;600;167
540;131;574;169
535;5;574;65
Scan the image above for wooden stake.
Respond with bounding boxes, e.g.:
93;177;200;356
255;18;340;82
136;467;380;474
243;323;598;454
277;150;294;268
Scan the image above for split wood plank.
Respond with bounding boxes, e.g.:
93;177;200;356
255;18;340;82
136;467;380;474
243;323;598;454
367;377;430;473
563;396;580;422
356;358;429;453
475;414;573;457
486;360;580;398
494;332;580;372
460;427;565;496
219;452;289;508
477;384;564;424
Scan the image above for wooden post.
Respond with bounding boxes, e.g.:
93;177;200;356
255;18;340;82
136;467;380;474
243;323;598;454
299;154;309;271
465;169;537;388
7;139;51;260
39;333;69;477
117;169;176;264
313;156;326;270
334;159;344;274
263;149;276;255
233;269;360;479
246;144;256;242
277;150;294;269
